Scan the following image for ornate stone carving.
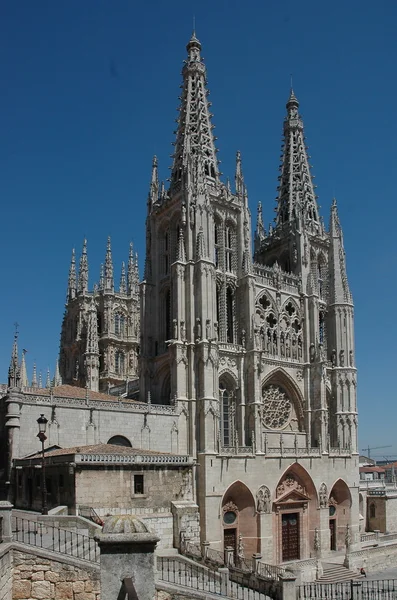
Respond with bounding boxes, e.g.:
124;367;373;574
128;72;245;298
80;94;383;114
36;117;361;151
261;385;292;430
319;483;328;508
276;475;306;498
256;485;271;513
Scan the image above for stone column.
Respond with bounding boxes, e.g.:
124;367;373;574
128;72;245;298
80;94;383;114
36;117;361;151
258;512;273;563
0;501;13;542
319;507;330;554
280;573;297;600
95;515;159;600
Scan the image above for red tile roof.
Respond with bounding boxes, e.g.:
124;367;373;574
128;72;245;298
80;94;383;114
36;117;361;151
23;384;143;404
359;466;385;473
24;443;174;460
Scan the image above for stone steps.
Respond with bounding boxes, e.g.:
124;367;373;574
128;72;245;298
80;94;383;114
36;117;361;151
317;563;363;583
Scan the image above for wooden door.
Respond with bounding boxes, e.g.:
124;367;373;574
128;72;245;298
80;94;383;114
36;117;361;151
329;519;336;550
224;528;237;557
282;513;300;561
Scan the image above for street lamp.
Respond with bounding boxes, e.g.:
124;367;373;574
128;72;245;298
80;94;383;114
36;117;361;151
36;414;48;515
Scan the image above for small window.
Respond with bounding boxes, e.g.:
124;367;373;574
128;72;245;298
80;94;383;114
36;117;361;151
134;474;144;495
370;503;376;519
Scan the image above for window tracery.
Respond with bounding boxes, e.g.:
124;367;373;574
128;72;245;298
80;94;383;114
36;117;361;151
260;384;292;430
255;295;303;361
219;379;236;446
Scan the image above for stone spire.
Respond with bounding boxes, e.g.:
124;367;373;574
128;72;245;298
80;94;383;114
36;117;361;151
99;264;104;291
328;198;352;305
148;155;159;209
78;239;89;294
104;237;114;292
275;89;320;233
85;298;100;391
54;360;62;386
8;329;20;388
20;349;28;387
128;243;139;295
38;371;43;389
31;363;38;388
254;201;266;251
67;248;77;300
235;151;244;197
45;368;51;389
170;32;219;191
120;261;127;294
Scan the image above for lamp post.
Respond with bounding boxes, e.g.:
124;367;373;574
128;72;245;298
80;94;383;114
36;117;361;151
37;414;48;515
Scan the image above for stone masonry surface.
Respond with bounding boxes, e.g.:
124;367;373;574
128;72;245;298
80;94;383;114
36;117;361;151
0;545;12;600
13;550;100;600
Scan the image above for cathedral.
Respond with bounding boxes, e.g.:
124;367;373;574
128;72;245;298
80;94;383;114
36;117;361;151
2;32;359;565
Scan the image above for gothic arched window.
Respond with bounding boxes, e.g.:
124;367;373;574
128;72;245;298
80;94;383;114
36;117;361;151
226;288;234;343
219;379;236;447
115;351;125;376
214;222;221;268
115;313;125;336
225;226;234;272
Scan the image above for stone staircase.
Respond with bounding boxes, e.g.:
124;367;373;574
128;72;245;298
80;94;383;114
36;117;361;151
317;562;364;583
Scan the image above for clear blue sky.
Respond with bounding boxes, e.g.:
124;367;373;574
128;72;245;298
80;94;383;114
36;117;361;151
1;1;396;456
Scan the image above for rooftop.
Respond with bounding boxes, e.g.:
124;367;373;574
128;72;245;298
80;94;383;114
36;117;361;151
22;384;144;404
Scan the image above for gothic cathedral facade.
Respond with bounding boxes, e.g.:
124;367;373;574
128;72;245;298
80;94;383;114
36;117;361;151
8;33;359;563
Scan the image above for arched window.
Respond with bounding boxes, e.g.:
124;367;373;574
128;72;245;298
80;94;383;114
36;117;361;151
319;311;325;344
165;289;171;341
219;380;236;447
108;435;132;447
214;222;221;268
115;351;125;375
226;288;234;343
370;503;376;519
225;226;233;272
115;313;125;336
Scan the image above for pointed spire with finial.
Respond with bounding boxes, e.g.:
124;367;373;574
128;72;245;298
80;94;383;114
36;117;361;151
148;155;159;210
99;264;104;290
254;201;266;251
104;237;114;292
127;243;135;295
67;249;77;301
119;261;127;294
78;239;89;294
20;349;28;387
8;324;20;388
170;32;220;191
235;151;244;197
32;363;38;388
45;368;51;389
38;371;43;389
54;359;62;387
275;88;320;233
328;198;352;304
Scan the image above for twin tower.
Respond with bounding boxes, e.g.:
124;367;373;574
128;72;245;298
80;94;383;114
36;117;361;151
59;32;357;454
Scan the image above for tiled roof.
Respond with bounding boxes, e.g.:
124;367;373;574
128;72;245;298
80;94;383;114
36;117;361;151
23;384;143;404
24;443;174;460
359;466;385;473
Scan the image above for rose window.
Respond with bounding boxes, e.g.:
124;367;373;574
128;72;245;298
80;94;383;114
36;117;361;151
261;385;292;430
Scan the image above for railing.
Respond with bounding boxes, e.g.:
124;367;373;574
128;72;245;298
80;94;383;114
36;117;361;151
360;532;377;543
12;517;99;563
257;561;286;580
299;579;397;600
205;547;224;567
157;556;269;599
78;505;104;527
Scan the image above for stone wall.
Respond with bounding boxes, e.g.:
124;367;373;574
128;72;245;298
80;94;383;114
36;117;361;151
13;548;100;600
346;542;397;573
0;544;12;600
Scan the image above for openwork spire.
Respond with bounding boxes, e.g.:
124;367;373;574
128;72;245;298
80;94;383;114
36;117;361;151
67;249;77;300
119;261;127;294
8;327;20;388
235;151;244;197
78;239;89;294
276;90;320;233
329;199;352;304
86;298;99;355
45;368;51;389
170;32;219;191
104;237;114;292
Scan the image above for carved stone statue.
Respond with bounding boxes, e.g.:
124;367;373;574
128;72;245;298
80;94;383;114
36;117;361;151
213;322;218;341
349;350;354;367
173;319;178;339
180;320;186;341
339;349;345;367
206;319;211;340
256;485;271;513
241;329;246;348
196;318;202;340
319;483;328;508
331;349;336;367
237;534;245;560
